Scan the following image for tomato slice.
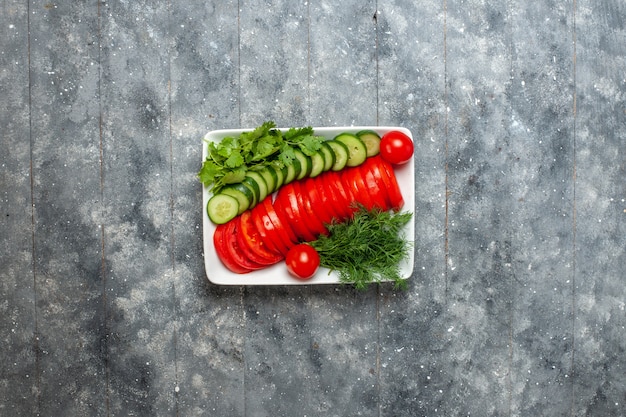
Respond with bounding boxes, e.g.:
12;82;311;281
214;222;252;274
321;171;352;220
306;173;343;223
275;183;317;242
251;201;289;257
259;197;297;254
264;197;298;246
272;192;304;245
225;218;267;271
303;177;335;226
342;165;375;211
214;219;266;273
291;180;328;238
238;211;283;265
376;156;404;210
360;158;391;211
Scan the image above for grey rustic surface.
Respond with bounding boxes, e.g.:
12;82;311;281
1;1;624;416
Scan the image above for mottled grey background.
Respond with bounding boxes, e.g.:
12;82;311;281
1;0;624;416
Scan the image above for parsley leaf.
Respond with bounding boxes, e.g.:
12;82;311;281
198;121;325;193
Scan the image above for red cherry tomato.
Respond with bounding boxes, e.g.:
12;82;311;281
286;244;320;280
380;131;414;165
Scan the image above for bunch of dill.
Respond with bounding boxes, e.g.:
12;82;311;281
310;207;413;290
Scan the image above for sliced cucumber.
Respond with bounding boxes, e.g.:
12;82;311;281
244;170;269;202
241;177;260;207
256;166;278;194
293;149;312;180
334;133;367;167
319;142;336;172
356;130;381;157
271;164;285;191
220;183;254;214
282;157;301;184
326;139;350;171
207;193;239;224
309;151;326;178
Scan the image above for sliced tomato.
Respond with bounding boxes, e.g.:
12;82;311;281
214;220;264;273
272;193;304;245
316;173;337;217
360;158;392;211
376;156;405;210
291;180;328;238
264;197;298;246
342;165;375;211
225;218;267;271
321;171;352;220
318;179;347;223
258;197;297;255
275;183;317;242
238;211;283;265
250;201;288;257
303;177;335;225
213;222;252;274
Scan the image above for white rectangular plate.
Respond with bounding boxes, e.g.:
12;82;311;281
202;126;415;286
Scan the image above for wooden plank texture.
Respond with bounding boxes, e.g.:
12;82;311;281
0;0;624;415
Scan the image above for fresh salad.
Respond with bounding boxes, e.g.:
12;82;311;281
199;122;414;289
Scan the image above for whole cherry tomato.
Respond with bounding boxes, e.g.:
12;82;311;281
286;244;320;280
380;131;414;165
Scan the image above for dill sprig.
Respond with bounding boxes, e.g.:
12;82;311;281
310;207;413;290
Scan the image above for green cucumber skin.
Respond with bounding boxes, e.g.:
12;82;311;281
333;133;367;167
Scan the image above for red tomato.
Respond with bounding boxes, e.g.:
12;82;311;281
380;130;414;165
286;243;320;280
214;222;251;274
238;211;283;265
253;197;296;256
303;177;335;226
251;202;287;256
321;171;352;220
215;219;266;273
292;181;328;237
360;163;389;211
377;156;404;210
341;166;374;212
263;197;299;246
274;183;317;242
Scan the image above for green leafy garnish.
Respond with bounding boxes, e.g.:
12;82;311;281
310;207;413;290
198;121;324;192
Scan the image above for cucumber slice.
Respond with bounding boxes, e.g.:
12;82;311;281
245;171;269;202
282;157;301;184
309;151;326;178
356;129;381;157
293;149;312;180
319;142;336;172
271;164;286;190
334;133;367;167
326;139;350;171
207;193;239;224
220;183;254;214
241;177;260;207
256;166;279;194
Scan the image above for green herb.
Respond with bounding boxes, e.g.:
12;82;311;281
198;121;324;192
310;207;413;290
